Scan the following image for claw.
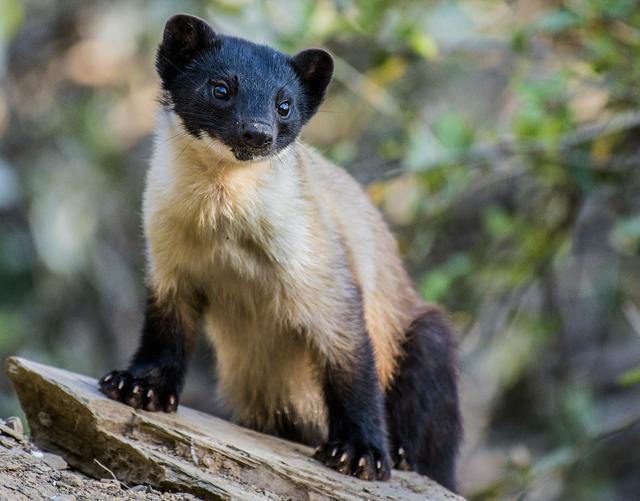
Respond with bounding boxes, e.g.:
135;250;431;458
314;440;389;482
103;374;112;383
357;462;372;481
118;380;124;390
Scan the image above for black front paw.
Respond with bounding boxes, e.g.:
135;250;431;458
99;370;179;413
314;439;391;481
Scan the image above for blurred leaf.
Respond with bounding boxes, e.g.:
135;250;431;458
535;9;580;33
511;29;530;52
433;111;475;151
483;205;516;240
618;367;640;386
618;366;640;387
403;121;442;171
610;215;640;255
369;56;408;86
554;384;597;444
0;309;23;351
530;447;577;477
420;253;472;302
0;0;23;41
409;31;438;59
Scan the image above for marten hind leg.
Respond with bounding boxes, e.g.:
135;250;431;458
384;307;462;492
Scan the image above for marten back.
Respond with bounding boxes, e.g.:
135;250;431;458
298;146;424;386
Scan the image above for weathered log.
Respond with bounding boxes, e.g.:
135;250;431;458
5;357;463;500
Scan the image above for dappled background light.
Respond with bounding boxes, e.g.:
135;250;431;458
0;1;639;499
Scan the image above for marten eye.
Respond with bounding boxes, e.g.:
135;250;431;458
210;81;230;100
277;100;290;118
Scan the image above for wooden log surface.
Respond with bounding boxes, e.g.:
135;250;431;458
5;356;463;500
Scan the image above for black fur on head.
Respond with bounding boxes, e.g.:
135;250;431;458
156;14;334;161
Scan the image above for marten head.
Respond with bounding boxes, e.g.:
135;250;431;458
156;14;334;162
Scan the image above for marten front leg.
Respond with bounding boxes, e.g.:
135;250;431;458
99;290;201;412
314;333;391;481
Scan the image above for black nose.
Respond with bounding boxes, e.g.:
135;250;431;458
241;122;273;148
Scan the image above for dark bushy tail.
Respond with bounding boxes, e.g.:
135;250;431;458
384;307;462;492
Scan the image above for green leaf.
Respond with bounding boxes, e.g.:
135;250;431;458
610;215;640;254
483;206;515;240
434;112;475;151
619;366;640;387
420;253;472;302
0;0;23;41
409;31;438;60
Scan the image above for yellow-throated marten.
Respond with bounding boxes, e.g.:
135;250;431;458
100;14;462;489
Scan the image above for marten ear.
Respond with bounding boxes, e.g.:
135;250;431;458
291;48;334;123
156;14;218;86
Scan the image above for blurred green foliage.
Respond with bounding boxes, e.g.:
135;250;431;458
0;0;639;499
